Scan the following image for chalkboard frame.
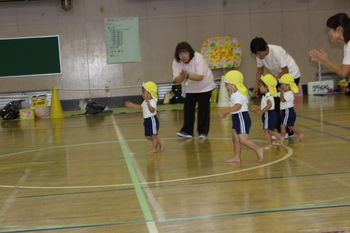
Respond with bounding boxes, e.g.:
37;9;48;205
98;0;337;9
0;35;62;78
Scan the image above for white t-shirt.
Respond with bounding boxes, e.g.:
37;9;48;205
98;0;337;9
230;91;249;114
141;98;157;118
261;92;275;110
172;52;215;93
278;91;294;109
256;44;301;79
343;41;350;65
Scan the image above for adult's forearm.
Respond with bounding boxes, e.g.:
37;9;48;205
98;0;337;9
188;73;204;81
324;59;350;77
275;66;289;80
255;67;264;88
173;76;184;83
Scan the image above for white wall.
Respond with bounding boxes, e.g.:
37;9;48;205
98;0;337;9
0;0;348;100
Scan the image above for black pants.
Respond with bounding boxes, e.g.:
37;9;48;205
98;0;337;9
275;77;300;133
180;91;212;136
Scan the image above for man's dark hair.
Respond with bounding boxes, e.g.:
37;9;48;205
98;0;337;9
250;37;268;54
174;42;195;62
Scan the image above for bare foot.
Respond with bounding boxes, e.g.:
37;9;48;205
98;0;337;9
226;157;241;163
158;140;164;150
257;147;264;161
263;145;274;149
295;133;304;141
278;136;284;146
147;149;158;154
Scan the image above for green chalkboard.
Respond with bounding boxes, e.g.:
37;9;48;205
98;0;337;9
0;36;62;78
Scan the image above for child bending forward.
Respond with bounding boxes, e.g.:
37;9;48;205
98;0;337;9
125;81;164;154
218;70;263;163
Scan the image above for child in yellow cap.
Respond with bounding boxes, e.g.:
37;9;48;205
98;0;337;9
218;70;263;163
125;81;164;154
278;74;304;141
251;74;284;148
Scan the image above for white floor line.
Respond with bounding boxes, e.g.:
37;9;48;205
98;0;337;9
0;152;41;224
0;139;293;189
110;115;163;232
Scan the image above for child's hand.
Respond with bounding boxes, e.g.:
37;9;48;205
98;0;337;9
256;110;262;116
250;105;258;110
125;101;132;107
222;113;230;119
218;108;229;118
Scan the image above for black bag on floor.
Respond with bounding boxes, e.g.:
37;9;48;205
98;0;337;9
85;101;106;114
0;100;22;120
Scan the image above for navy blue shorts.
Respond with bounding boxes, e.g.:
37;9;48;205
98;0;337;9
262;110;278;130
231;112;251;134
144;115;159;136
281;108;296;126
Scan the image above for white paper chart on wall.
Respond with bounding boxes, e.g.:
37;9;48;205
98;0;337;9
104;17;141;64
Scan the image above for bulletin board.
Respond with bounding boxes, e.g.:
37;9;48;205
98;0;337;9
200;36;242;69
104;17;141;64
0;36;62;78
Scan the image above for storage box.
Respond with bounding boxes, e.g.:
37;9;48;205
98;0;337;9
19;109;35;120
307;80;334;95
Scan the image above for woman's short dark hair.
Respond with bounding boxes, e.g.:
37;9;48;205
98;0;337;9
250;37;268;54
327;13;350;43
174;42;195;62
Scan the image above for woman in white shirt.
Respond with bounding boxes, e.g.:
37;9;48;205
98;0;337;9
172;42;215;139
310;13;350;78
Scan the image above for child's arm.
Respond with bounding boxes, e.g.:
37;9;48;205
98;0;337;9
146;99;156;113
279;90;286;102
250;105;260;111
218;104;242;118
257;100;272;115
125;101;142;110
278;87;286;102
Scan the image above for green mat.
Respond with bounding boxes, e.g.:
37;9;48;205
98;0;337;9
67;103;187;117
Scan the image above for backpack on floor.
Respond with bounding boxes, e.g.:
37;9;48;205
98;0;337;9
85;101;106;114
0;100;22;120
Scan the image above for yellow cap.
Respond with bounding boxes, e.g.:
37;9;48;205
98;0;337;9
223;70;248;95
142;81;158;100
280;74;299;93
261;74;278;97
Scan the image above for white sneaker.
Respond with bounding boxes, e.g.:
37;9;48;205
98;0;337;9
198;134;207;139
284;133;289;139
176;132;193;139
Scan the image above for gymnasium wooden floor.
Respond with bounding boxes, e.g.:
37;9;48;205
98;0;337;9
0;94;349;233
